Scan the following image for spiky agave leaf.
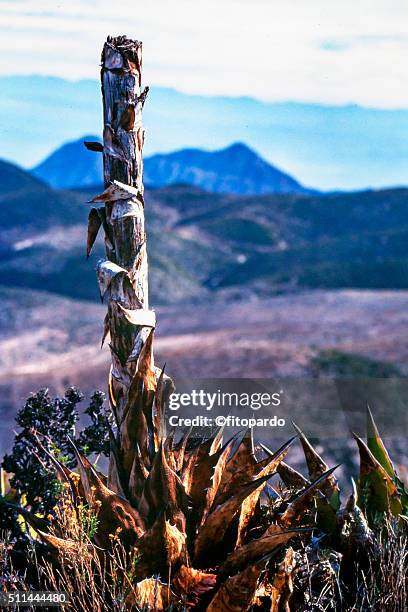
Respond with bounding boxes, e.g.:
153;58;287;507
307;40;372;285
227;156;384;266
206;555;270;612
138;442;189;531
220;526;308;576
152;365;171;452
31;432;85;501
194;473;273;562
292;422;341;510
186;434;226;507
128;444;149;505
213;428;258;507
172;426;192;473
197;436;236;527
353;433;403;522
235;437;296;547
366;406;395;478
279;465;340;528
276;460;310;489
68;439;146;547
366;406;408;513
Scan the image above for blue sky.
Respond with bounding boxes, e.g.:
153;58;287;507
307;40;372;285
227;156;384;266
1;0;408;108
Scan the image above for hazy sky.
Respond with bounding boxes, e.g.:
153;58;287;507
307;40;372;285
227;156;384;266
1;0;408;108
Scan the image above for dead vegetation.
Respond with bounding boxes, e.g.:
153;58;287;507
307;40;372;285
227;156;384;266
2;409;407;610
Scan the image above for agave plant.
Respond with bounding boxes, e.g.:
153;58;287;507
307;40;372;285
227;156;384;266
25;367;339;611
15;384;408;610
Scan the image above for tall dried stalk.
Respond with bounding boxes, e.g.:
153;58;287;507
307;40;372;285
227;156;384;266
86;36;161;494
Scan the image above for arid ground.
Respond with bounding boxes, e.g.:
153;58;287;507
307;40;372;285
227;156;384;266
2;286;408;460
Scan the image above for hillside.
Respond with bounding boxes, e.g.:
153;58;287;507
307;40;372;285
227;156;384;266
32;138;311;194
0;159;84;231
2;159;408;305
177;187;408;290
0;160;229;303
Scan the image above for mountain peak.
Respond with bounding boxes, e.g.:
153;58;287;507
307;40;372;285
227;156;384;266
32;136;103;189
31;137;312;195
222;142;253;154
143;142;311;194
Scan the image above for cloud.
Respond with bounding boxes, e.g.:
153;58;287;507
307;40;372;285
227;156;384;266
1;0;408;107
320;34;408;52
320;40;352;52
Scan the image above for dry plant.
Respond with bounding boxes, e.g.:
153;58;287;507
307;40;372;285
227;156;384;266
6;405;407;611
38;485;139;611
349;519;407;612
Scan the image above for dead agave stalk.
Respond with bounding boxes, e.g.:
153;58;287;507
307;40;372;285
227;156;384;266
86;35;167;494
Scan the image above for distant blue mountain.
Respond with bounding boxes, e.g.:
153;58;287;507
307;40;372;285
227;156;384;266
144;142;312;194
32;137;311;194
31;134;103;189
1;75;408;190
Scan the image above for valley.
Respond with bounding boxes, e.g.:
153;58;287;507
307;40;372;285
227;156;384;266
1;286;408;456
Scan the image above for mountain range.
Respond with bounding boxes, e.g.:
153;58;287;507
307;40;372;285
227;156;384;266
2;157;408;307
32;138;311;195
2;76;408;191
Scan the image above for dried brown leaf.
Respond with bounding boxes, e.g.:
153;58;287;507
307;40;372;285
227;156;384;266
194;474;272;561
135;512;188;576
87;207;102;258
91;180;139;203
220;527;305;576
173;565;217;607
292;422;340;506
279;465;339;528
207;557;267;612
214;428;258;507
128;577;170;612
270;546;296;612
69;441;146;547
138;443;189;530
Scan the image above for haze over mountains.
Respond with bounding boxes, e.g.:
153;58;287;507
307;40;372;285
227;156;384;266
2;76;408;191
32;138;311;195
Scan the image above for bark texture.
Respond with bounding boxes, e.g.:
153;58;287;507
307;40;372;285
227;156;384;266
88;35;157;493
